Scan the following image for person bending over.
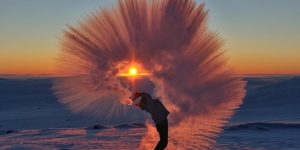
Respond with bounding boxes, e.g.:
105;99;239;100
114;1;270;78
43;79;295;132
131;92;169;150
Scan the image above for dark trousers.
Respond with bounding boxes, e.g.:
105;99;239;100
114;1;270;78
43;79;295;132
155;119;168;150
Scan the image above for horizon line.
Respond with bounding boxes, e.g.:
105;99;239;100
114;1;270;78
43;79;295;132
1;73;300;77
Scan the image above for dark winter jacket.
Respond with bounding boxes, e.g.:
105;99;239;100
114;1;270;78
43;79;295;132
139;92;169;125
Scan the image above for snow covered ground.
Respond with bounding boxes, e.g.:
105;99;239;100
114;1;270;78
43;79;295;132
0;75;300;149
0;125;146;150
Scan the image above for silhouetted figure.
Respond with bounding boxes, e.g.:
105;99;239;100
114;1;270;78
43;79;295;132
131;92;169;150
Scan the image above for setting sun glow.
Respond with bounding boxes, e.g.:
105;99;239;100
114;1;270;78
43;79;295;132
129;67;138;75
117;63;150;77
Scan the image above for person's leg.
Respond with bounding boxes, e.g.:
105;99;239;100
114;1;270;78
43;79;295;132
155;119;168;150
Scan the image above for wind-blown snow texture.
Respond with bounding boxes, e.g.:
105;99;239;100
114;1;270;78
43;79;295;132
52;0;246;149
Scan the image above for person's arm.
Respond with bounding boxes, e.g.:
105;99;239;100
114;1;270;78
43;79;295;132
139;97;147;110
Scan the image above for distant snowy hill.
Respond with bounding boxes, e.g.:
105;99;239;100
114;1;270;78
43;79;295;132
1;75;299;129
0;78;146;130
231;76;300;124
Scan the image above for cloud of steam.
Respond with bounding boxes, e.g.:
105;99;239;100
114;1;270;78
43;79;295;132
53;0;246;149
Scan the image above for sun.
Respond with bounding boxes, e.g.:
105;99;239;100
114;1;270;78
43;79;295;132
116;63;150;77
129;67;138;75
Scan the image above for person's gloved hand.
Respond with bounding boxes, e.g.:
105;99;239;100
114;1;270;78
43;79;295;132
133;96;142;106
130;92;142;106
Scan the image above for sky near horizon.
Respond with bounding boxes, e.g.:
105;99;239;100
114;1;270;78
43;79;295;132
0;0;299;75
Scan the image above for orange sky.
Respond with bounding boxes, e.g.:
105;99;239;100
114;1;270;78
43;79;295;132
1;48;299;75
0;57;55;75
